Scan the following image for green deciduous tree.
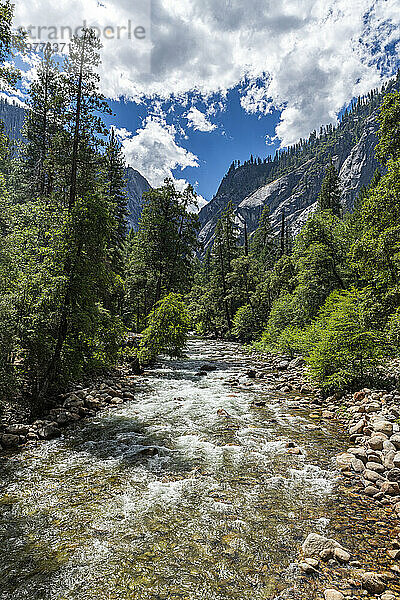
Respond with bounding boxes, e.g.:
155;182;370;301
138;293;190;365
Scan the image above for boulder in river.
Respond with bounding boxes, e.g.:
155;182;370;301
1;433;20;447
6;424;29;436
217;409;231;417
302;534;349;561
37;424;61;440
335;453;355;471
200;364;217;372
361;572;386;594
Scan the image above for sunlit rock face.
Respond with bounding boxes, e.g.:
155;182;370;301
198;111;381;250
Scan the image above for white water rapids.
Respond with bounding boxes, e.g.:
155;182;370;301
0;339;345;600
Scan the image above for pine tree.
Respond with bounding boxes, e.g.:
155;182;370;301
125;180;199;331
104;128;128;272
317;160;342;216
63;28;111;208
250;205;276;266
210;201;239;334
0;0;22;90
23;47;63;198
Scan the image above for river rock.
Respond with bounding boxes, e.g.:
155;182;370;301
299;561;313;574
336;453;354;471
333;547;351;563
200;364;217;372
37;424;61;440
6;424;29;436
365;461;385;473
390;434;400;449
137;447;159;457
109;397;124;405
368;436;384;450
54;412;73;426
304;558;319;568
373;420;394;436
302;534;346;560
349;419;365;435
217;409;230;417
364;485;380;496
348;446;367;462
361;572;386;594
387;468;400;482
324;591;344;600
351;458;365;473
384;451;396;469
381;593;396;600
0;433;20;447
383;440;398;453
381;481;400;496
367;452;382;463
364;469;384;483
394;452;400;468
277;361;289;370
365;402;381;413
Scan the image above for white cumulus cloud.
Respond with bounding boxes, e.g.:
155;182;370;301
13;0;400;146
185;107;216;132
115;116;199;188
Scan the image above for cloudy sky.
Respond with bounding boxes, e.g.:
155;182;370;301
12;0;400;204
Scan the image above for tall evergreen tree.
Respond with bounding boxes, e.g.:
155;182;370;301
317;160;342;216
125;180;199;331
23;47;63;198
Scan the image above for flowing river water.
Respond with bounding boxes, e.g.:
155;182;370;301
0;339;392;600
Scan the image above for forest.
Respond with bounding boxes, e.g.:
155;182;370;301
1;1;400;422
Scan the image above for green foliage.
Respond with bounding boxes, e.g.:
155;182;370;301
0;0;23;90
387;307;400;352
317;160;342;216
138;294;190;366
376;92;400;165
125;180;199;332
232;304;258;342
0;24;127;411
307;289;389;391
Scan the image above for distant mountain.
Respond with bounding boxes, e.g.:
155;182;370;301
0;98;151;230
0;98;25;138
125;166;151;230
198;74;400;250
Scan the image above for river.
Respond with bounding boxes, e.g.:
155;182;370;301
0;339;360;600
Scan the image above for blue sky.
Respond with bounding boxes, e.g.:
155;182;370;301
9;0;400;207
105;90;282;202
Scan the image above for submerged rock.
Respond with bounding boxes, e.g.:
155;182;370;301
0;434;20;447
361;571;386;594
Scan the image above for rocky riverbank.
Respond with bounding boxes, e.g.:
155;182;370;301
0;373;136;451
1;344;400;599
244;352;400;600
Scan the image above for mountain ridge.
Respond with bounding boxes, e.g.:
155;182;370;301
198;75;400;249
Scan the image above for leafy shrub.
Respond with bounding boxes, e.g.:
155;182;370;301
232;304;258;342
387;307;400;351
307;289;389;391
138;293;190;365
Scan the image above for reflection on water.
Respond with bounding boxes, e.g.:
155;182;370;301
0;339;344;600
